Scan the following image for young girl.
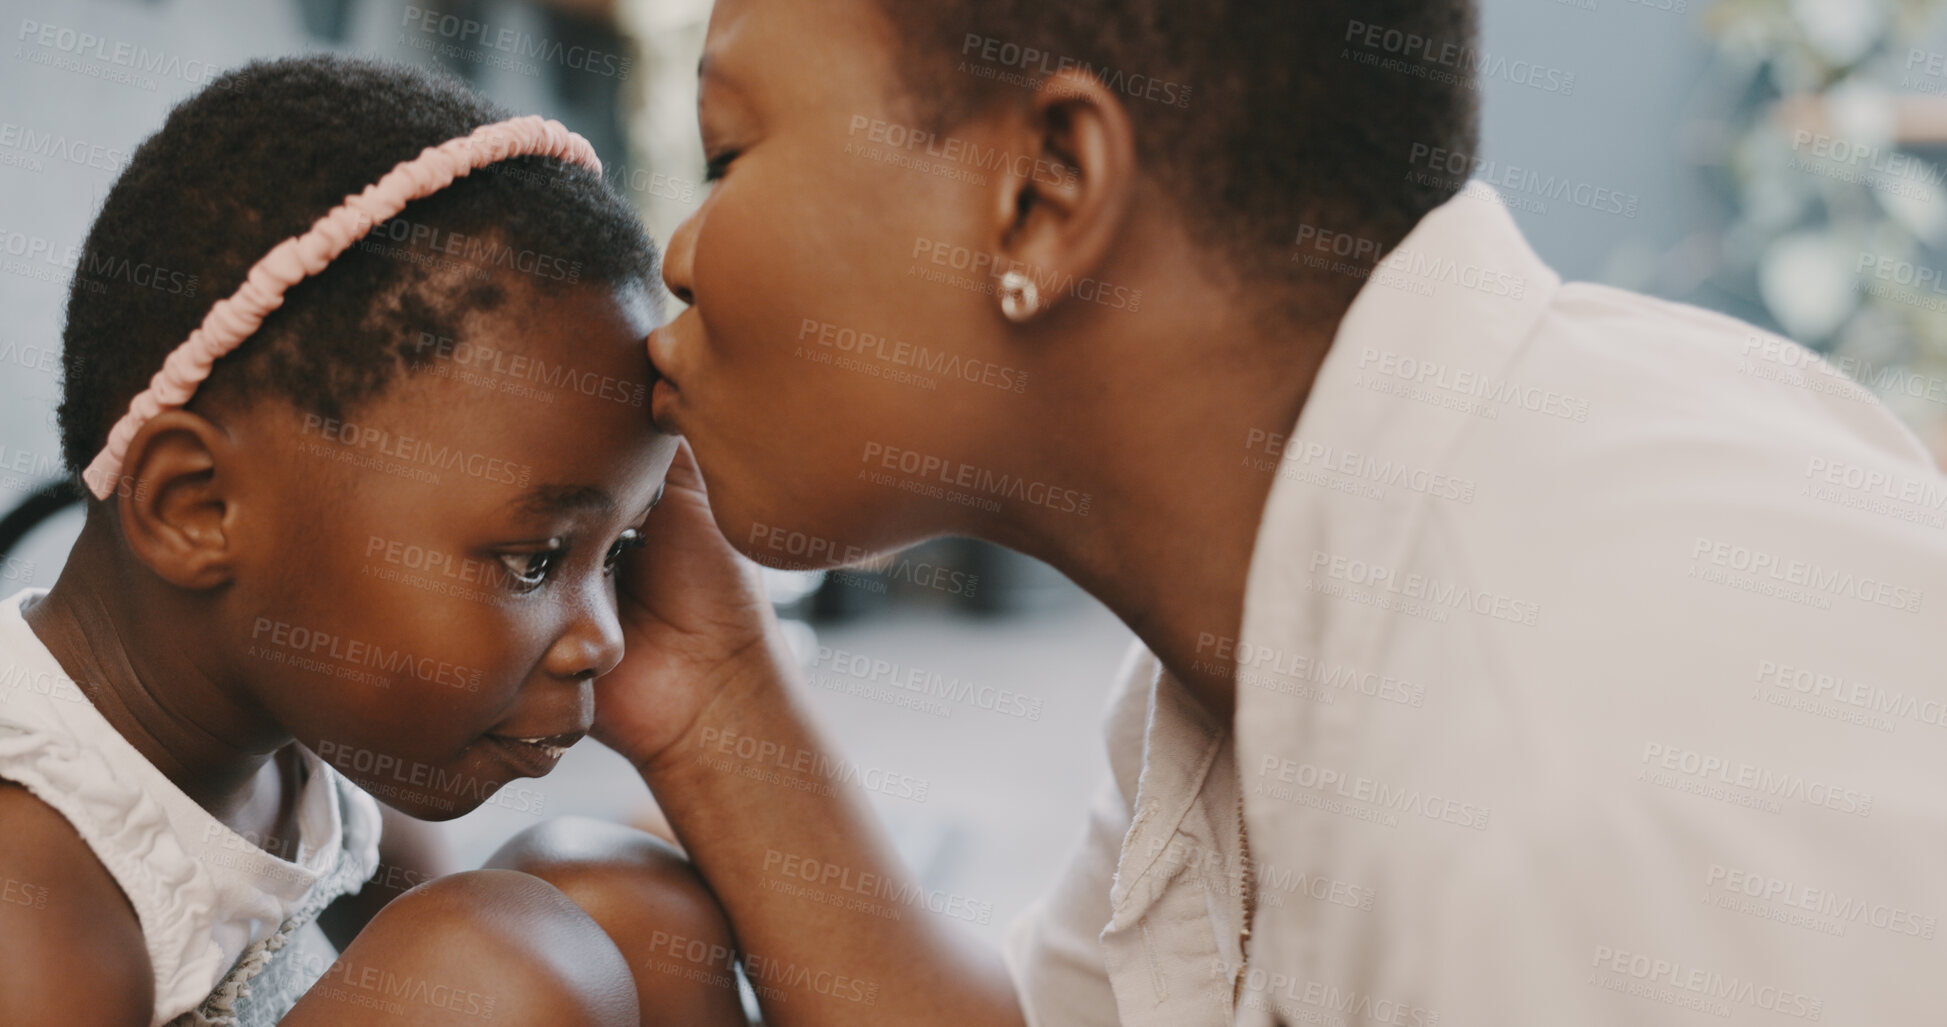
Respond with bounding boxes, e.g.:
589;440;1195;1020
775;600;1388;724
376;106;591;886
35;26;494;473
0;55;744;1027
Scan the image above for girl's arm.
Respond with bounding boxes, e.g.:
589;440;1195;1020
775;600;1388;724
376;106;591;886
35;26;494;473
0;783;151;1025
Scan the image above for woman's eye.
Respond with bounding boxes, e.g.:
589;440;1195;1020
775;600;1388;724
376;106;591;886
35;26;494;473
605;529;646;573
498;551;558;591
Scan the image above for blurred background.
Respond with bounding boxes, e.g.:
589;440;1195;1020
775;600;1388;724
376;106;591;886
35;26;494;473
4;0;1947;973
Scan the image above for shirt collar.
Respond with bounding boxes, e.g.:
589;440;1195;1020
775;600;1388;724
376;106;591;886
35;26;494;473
1298;182;1562;474
1235;182;1563;727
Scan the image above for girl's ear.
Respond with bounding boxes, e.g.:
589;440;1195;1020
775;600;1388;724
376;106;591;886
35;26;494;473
988;66;1140;310
113;410;241;590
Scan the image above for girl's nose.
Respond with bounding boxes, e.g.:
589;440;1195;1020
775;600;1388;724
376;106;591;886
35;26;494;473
544;590;626;681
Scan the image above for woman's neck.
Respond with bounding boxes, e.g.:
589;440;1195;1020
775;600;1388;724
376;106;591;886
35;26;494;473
24;520;290;822
988;295;1337;724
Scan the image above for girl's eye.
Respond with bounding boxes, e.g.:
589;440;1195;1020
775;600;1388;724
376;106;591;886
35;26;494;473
498;550;559;592
605;529;646;574
703;149;739;183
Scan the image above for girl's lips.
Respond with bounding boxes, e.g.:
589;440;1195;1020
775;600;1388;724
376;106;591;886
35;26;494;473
482;732;582;777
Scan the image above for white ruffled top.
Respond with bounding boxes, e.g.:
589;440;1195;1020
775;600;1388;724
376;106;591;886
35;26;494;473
0;589;382;1026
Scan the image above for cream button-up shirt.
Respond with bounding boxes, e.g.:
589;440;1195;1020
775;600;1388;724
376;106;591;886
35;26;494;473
1005;182;1947;1026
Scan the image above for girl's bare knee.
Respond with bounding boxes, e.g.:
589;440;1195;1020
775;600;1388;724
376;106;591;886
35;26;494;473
288;868;639;1027
488;817;730;940
488;819;744;1026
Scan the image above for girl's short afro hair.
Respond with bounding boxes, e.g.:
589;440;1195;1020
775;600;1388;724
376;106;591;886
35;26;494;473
58;53;659;478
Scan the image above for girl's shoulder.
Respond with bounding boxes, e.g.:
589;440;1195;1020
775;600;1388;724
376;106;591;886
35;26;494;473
0;781;152;1025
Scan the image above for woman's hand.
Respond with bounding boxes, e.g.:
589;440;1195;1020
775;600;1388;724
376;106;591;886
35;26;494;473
588;451;1027;1027
594;441;790;770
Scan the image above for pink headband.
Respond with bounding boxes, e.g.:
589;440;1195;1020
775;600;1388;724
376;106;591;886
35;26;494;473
80;114;603;500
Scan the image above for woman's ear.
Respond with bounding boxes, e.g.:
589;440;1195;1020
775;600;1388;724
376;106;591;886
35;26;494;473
113;410;241;590
990;66;1140;307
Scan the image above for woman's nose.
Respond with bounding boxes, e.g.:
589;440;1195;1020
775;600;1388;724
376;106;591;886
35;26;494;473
662;206;699;307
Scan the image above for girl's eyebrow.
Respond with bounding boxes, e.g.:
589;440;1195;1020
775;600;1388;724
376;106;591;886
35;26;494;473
511;484;617;519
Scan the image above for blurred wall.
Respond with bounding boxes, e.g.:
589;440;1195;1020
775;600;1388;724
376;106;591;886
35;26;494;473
1477;0;1718;286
